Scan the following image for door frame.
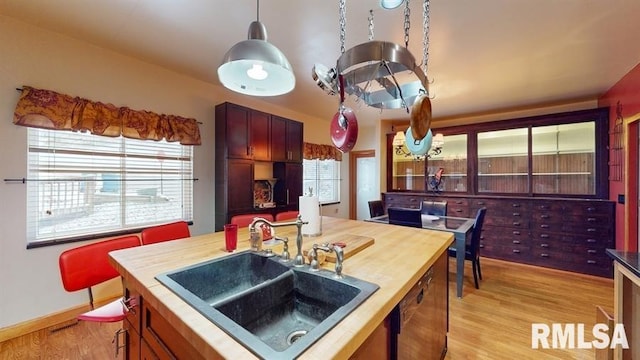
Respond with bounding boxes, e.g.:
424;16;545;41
625;113;640;252
349;150;376;220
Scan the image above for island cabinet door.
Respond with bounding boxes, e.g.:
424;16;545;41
141;302;209;360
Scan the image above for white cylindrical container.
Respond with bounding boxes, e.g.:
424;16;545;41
299;195;321;236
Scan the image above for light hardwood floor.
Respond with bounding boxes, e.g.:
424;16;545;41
0;257;613;359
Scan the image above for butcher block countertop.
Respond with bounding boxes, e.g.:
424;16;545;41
109;216;453;359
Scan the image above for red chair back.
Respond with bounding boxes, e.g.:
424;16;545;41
230;214;274;227
141;221;190;245
59;235;140;293
275;211;299;221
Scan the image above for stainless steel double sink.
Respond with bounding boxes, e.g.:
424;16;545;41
155;250;379;359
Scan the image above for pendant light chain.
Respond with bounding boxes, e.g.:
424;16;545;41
339;0;346;54
403;0;411;48
422;0;430;75
368;10;374;41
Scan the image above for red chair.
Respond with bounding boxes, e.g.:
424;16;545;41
230;213;274;227
59;235;141;322
275;211;299;221
140;221;190;245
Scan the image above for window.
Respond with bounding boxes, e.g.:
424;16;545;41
303;159;340;204
27;128;193;247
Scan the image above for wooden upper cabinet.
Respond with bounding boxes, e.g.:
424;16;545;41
271;115;303;163
271;115;287;161
250;110;271;161
286;120;303;162
225;104;251;159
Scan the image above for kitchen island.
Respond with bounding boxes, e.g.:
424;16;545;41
109;216;453;359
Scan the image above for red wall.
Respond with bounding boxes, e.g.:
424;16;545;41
598;62;640;251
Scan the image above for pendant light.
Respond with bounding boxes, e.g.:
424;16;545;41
217;0;295;96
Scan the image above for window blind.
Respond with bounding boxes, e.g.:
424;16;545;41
27;128;194;246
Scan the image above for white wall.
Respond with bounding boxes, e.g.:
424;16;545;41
0;16;342;329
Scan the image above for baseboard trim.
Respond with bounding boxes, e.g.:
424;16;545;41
0;296;119;343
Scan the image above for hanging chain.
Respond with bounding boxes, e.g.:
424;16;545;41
403;0;411;48
339;0;346;54
368;9;374;41
422;0;430;74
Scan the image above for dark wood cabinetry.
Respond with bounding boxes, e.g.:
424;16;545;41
215;102;303;231
271;115;303;162
382;192;615;277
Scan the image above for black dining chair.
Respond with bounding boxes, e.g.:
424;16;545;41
448;207;487;289
387;207;423;228
421;200;447;216
368;200;385;218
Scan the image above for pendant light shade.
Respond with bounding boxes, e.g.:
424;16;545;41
217;11;295;96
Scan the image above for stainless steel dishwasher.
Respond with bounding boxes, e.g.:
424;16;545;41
390;253;448;359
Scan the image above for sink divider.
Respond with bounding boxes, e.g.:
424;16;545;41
209;270;294;308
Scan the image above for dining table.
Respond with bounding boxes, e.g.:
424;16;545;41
367;213;476;298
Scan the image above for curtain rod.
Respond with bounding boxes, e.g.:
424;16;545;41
4;178;199;183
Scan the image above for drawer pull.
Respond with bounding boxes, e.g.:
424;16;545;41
540;253;549;258
540;224;549;229
513;212;520;217
587;228;596;232
540;243;549;248
512;240;521;244
455;200;464;204
587;249;597;254
587;207;596;212
512;249;521;254
586;239;597;243
513;231;521;235
540;234;549;239
409;198;417;202
477;201;485;205
512;204;520;208
455;209;462;212
587;217;596;222
513;222;521;226
587;260;597;264
541;214;550;219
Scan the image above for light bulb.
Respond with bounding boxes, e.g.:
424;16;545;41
247;64;268;80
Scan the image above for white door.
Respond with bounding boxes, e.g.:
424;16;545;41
355;156;377;220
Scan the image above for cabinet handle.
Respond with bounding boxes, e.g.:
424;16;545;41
587;218;596;222
409;198;417;202
540;234;549;238
587;260;597;264
121;297;138;314
455;209;462;212
587;207;596;212
513;231;521;235
113;328;127;357
541;253;549;258
587;249;597;254
540;224;549;228
586;239;597;243
477;201;485;205
286;190;289;204
512;212;520;217
587;228;596;232
455;200;463;204
513;222;521;226
512;203;520;208
512;249;521;253
512;240;520;244
541;214;550;219
540;243;549;248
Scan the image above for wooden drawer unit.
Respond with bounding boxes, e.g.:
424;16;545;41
383;193;426;210
440;197;470;217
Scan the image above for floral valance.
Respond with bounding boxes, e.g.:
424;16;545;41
303;142;342;161
13;86;201;145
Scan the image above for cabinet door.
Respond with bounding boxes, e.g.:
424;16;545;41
274;162;302;208
271;116;287;161
123;319;141;360
250;110;271;161
228;160;254;213
225;104;251;159
286;120;303;162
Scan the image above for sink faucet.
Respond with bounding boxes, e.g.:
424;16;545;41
309;243;344;278
248;215;308;266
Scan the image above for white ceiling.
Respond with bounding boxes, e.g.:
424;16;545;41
2;0;640;125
